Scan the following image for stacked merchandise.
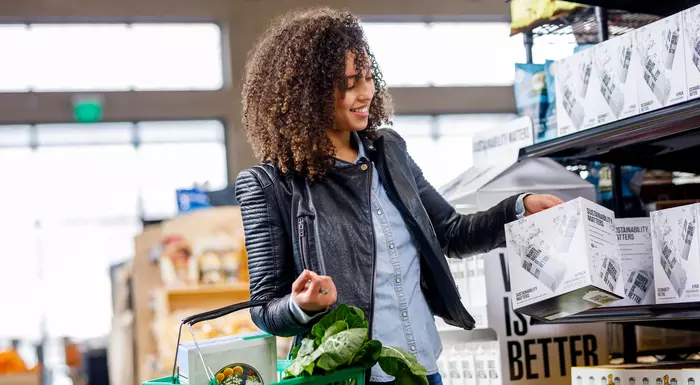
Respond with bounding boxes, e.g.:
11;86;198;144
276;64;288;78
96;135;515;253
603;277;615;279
437;341;501;385
504;197;624;320
554;3;700;139
0;348;39;385
651;203;700;304
445;256;488;329
572;363;700;385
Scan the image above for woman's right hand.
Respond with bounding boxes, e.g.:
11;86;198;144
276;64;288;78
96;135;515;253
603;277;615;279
291;269;337;313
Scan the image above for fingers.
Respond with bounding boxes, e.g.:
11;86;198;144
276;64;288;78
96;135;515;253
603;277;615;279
291;270;337;312
292;269;313;293
545;194;565;207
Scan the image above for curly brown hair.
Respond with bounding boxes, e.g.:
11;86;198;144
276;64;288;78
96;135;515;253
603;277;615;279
241;7;393;181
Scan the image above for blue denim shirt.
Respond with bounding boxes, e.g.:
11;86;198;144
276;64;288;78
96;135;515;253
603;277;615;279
290;133;528;382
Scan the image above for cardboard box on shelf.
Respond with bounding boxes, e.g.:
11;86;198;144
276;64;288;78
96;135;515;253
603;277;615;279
606;217;655;307
592;31;641;122
505;197;624;321
682;4;700;100
555;47;597;136
651;203;700;304
634;12;688;113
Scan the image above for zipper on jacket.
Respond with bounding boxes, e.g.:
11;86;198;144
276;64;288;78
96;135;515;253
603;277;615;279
298;217;309;271
367;162;379;340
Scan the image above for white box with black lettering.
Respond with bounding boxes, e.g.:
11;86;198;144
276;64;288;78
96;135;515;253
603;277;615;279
606;218;655;307
682;3;700;100
555;47;597;137
505;197;624;321
592;31;641;122
651;203;700;304
634;11;688;113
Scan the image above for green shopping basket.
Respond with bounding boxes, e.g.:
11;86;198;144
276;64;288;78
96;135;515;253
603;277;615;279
142;300;365;385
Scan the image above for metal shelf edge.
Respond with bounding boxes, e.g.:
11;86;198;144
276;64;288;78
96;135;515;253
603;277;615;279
518;99;700;163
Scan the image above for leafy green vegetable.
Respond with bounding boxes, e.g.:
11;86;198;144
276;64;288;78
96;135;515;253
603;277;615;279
311;304;367;345
378;346;429;385
284;328;366;377
284;304;428;385
349;340;382;368
298;338;316;358
322;320;349;343
316;328;367;371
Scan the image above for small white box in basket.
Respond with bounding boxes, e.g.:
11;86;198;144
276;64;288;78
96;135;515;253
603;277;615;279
634;12;688;113
505;197;624;321
177;331;277;385
651;203;700;304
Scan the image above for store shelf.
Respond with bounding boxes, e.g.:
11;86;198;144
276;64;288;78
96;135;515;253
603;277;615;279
530;302;700;331
155;282;250;314
550;1;697;17
438;328;498;344
518;98;700;173
531;7;659;44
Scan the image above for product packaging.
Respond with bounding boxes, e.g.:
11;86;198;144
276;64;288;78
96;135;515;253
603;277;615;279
650;203;700;304
514;63;551;142
543;60;558;141
634;12;688;113
555;48;597;137
572;363;700;385
606;217;655;307
177;332;277;385
505;197;624;321
592;31;641;122
682;4;700;100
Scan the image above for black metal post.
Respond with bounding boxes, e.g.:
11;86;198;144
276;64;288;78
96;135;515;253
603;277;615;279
622;324;638;364
524;31;534;64
595;6;609;43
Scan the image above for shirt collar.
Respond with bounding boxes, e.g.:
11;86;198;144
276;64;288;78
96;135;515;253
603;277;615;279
352;132;370;164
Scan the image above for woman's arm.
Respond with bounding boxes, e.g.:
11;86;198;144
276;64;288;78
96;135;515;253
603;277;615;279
384;129;521;258
235;169;309;337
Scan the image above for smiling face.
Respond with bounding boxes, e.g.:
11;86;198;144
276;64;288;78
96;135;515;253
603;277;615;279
333;50;375;132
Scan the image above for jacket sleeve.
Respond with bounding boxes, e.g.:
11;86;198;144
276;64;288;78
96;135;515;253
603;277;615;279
385;129;521;258
235;169;310;337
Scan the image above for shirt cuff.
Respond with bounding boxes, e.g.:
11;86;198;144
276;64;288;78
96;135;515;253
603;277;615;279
515;193;533;219
288;297;328;325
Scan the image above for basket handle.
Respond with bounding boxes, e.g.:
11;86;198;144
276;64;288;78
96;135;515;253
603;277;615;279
171;300;269;384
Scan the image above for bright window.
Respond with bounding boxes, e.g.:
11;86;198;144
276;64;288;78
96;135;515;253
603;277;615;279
0;23;223;92
510;33;578;64
0;120;227;340
362;21;577;87
363;22;524;87
387;114;517;188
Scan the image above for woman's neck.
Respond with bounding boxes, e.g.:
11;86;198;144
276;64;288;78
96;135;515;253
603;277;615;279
326;129;358;163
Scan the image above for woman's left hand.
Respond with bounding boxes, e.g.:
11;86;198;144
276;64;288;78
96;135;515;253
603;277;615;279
524;194;565;216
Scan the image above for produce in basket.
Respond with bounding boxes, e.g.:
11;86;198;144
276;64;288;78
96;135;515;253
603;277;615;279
283;305;428;385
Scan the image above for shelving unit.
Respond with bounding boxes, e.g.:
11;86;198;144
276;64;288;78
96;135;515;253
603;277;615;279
513;1;700;366
531;7;659;44
518;98;700;173
155;283;250;314
529;302;700;331
552;0;697;17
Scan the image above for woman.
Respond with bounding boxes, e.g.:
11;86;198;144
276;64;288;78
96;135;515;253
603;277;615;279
235;7;563;385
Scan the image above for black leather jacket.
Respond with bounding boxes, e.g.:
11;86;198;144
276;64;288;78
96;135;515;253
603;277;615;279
234;129;520;339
